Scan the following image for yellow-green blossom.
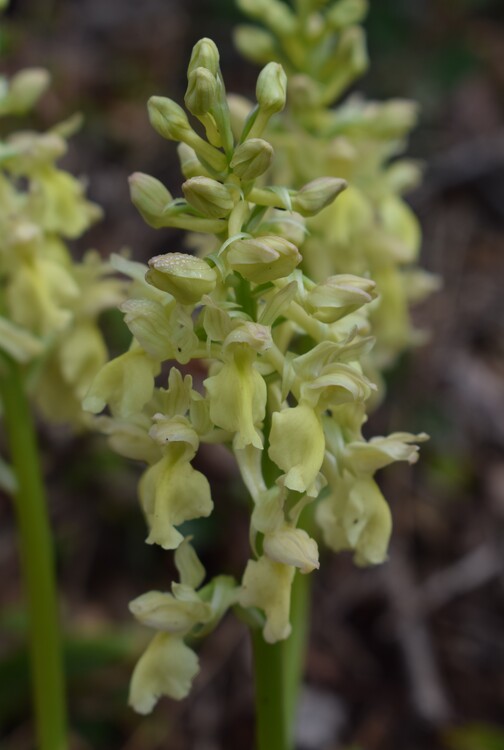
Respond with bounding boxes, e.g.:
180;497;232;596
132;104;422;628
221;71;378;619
84;34;428;710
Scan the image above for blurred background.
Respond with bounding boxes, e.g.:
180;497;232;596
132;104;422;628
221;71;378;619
1;0;504;748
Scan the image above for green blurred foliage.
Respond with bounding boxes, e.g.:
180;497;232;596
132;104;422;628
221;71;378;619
445;723;504;750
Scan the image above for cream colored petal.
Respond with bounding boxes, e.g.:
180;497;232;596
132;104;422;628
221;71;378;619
129;590;211;633
263;525;319;574
268;403;325;495
129;633;199;713
238;556;294;643
140;453;213;550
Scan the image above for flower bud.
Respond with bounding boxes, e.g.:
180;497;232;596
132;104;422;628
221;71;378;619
4;68;50;114
233;25;277;66
148;96;192;142
146;253;217;304
364;99;418;138
129;172;173;228
256;62;287;116
188;37;220;76
226;235;301;283
185;67;218;116
307;274;377;323
177;143;207;179
292;177;347;217
326;0;368;30
288;74;320;110
182;176;234;219
230;138;274;180
237;0;297;36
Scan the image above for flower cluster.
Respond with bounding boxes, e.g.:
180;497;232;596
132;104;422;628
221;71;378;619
84;38;426;712
234;0;440;375
0;63;125;426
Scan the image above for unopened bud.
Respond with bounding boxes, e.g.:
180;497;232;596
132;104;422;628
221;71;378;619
292;177;347;217
149;96;228;173
327;0;368;30
288;75;320;109
230;138;273;181
146;253;217;304
182;176;234;219
233;25;277;66
256;62;287;116
188;38;220;76
185;67;217;116
148;96;192;142
237;0;297;36
129;172;173;228
5;68;50;113
226;235;301;283
365;99;418;138
177;143;207;179
307;274;377;323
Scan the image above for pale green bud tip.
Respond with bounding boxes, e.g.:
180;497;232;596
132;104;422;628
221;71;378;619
146;252;217;304
233;25;276;65
227;235;301;284
182;176;234;219
256;62;287;115
292;177;347;217
129;172;172;226
230;138;274;180
327;0;368;30
288;75;320;109
185;67;217;116
177;143;202;179
8;68;51;112
188;38;220;76
148;96;190;141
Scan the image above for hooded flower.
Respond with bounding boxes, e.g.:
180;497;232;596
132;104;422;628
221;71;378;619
129;632;199;713
139;426;213;550
268;403;326;496
316;477;392;566
238;555;295;643
128;539;237;713
205;345;267;449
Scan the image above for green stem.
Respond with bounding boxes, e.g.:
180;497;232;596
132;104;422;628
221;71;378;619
0;358;67;750
251;628;291;750
283;570;311;744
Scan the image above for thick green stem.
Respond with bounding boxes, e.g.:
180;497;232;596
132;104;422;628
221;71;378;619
251;628;291;750
0;358;67;750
